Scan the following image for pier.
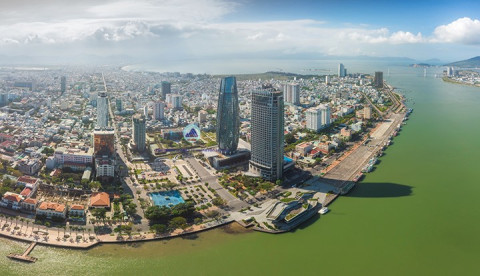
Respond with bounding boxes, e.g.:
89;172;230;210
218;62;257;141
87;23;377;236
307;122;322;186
7;242;38;263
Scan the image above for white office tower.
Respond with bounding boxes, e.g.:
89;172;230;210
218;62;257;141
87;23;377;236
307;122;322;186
325;75;330;85
153;101;165;120
96;92;109;128
306;104;331;132
338;63;346;77
249;86;284;181
284;83;300;105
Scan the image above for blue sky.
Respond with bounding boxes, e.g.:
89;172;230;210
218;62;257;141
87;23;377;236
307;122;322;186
0;0;478;63
232;0;480;29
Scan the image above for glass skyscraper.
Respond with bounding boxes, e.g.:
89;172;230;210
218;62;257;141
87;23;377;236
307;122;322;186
216;76;240;155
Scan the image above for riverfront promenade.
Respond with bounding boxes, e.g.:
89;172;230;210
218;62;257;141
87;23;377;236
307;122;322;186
0;214;235;250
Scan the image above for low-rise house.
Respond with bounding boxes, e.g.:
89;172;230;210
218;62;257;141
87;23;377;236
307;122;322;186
69;204;85;218
340;127;352;140
17;175;39;187
17;175;39;197
89;192;110;209
21;198;38;212
295;142;313;156
309;147;322;158
0;192;24;210
36;202;67;219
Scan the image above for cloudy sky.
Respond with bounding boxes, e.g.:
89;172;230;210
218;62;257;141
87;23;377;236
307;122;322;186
0;0;479;63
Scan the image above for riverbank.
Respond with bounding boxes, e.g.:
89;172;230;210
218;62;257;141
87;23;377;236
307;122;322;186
442;76;480;87
0;216;234;250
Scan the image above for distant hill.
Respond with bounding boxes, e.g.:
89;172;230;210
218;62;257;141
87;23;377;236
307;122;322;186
445;56;480;68
214;71;319;81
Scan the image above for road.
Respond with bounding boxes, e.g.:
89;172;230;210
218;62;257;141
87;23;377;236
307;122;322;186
102;73;147;227
185;157;248;211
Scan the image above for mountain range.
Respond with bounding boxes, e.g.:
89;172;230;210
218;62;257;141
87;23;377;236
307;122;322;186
445;56;480;68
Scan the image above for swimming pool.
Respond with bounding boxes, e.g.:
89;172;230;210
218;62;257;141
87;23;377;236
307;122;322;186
149;190;185;207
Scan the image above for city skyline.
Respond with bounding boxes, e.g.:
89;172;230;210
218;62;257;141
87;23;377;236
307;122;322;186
0;0;478;64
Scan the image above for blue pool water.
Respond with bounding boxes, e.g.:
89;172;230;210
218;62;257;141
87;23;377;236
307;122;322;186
149;190;185;207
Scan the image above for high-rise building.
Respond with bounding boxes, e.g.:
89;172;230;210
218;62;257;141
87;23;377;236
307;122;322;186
161;81;171;99
170;94;182;109
325;75;330;85
198;110;208;123
284;83;300;105
374;71;384;88
132;114;146;152
216;76;240;155
447;67;456;77
306;105;331;132
116;99;122;112
96;92;109;128
153;101;165;121
93;129;115;156
60;76;66;93
0;92;8;107
249;85;284;181
338;63;346;77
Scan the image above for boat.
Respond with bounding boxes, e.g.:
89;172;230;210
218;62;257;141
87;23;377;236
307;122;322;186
353;173;364;182
362;163;374;173
319;207;329;214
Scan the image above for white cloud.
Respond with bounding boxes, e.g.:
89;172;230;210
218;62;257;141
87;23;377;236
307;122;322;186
432;17;480;44
0;1;477;60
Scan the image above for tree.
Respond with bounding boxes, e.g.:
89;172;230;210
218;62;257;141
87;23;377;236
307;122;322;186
89;181;102;191
124;202;137;217
212;197;226;207
205;210;220;218
150;224;167;234
168;217;187;230
285;133;296;144
91;208;107;221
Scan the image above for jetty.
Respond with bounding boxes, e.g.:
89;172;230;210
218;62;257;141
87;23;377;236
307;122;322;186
7;241;38;263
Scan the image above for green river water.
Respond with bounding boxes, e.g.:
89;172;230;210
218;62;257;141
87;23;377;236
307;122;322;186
1;66;480;275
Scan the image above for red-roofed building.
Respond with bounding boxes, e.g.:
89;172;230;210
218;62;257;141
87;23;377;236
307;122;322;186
309;148;322;158
0;192;24;210
21;198;38;212
69;204;85;218
20;187;32;197
17;175;39;197
17;175;39;186
36;201;67;219
295;142;313;156
0;133;14;142
89;192;110;209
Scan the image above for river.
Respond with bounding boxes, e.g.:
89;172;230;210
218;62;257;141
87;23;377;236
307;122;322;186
1;63;480;275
